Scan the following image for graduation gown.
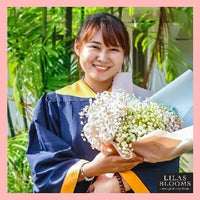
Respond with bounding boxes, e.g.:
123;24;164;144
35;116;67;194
26;79;179;193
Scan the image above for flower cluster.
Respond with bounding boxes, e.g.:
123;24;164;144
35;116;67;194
79;89;183;159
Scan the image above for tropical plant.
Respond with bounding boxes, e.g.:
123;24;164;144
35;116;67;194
7;7;80;135
129;7;193;87
7;132;33;193
8;7;78;109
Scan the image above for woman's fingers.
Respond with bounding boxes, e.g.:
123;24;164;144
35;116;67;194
100;155;143;172
100;142;118;155
85;152;144;177
87;184;95;193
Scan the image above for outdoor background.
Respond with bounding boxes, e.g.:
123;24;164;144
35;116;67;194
7;7;193;193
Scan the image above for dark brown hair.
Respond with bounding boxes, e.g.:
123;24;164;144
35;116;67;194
76;13;130;58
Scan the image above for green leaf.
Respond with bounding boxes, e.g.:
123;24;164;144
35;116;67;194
134;32;144;49
43;46;59;57
128;7;134;16
138;10;151;23
7;133;33;193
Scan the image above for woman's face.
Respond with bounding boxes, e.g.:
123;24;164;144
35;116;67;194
75;29;124;87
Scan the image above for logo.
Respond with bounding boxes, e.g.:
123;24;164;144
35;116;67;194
157;173;193;193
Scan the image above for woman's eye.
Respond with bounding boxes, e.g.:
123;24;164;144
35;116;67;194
110;48;119;52
90;46;99;49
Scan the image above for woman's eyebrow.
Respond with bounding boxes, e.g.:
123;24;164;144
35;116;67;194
87;41;102;45
87;41;122;48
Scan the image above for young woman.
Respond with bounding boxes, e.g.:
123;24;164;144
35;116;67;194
26;13;179;193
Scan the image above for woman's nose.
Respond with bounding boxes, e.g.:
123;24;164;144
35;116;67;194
97;50;109;62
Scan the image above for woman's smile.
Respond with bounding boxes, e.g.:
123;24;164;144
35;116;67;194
92;64;111;72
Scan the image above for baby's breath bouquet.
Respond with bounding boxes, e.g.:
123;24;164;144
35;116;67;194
79;89;183;159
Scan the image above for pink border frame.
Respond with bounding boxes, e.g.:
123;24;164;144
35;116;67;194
1;1;199;200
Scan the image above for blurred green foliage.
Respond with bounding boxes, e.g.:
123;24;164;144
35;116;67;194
7;132;33;193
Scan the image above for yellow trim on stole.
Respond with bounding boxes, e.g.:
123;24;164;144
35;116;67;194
60;160;150;193
56;80;96;98
60;159;88;193
120;170;150;193
56;79;112;98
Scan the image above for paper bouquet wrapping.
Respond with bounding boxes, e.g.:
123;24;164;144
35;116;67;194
80;70;193;162
148;70;193;128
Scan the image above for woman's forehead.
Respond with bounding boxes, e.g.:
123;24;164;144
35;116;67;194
85;27;120;47
86;30;103;42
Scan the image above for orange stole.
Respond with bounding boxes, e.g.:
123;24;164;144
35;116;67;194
120;170;150;193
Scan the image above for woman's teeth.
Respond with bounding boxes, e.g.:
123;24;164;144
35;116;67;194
93;65;109;70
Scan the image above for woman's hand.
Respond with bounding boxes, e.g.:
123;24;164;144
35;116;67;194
131;128;193;163
132;135;180;163
87;173;131;193
81;152;143;178
87;174;120;193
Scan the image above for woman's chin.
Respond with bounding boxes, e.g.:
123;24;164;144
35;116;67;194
90;73;114;83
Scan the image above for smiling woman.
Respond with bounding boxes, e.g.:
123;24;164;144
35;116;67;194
26;12;179;193
74;30;124;92
74;13;130;93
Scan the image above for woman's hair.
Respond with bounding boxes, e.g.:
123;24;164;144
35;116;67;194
76;13;130;58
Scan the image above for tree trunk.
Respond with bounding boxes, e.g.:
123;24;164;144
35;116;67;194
110;7;114;15
41;7;47;92
118;7;123;19
20;96;28;131
7;101;15;137
81;7;85;26
52;8;56;48
52;26;56;47
65;7;72;50
42;7;47;45
142;7;169;88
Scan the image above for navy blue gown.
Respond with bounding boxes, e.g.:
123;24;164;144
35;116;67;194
26;79;179;193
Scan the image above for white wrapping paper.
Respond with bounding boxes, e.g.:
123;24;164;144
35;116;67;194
112;70;193;162
148;70;193;127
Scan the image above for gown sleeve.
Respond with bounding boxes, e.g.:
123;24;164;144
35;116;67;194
26;94;90;193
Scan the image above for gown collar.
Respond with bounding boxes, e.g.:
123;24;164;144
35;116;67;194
56;79;112;98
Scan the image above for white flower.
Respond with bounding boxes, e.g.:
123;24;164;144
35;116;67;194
79;89;183;159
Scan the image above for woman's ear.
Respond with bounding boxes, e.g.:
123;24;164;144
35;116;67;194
74;39;80;56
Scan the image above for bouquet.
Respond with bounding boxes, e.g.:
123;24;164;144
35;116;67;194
79;89;183;159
